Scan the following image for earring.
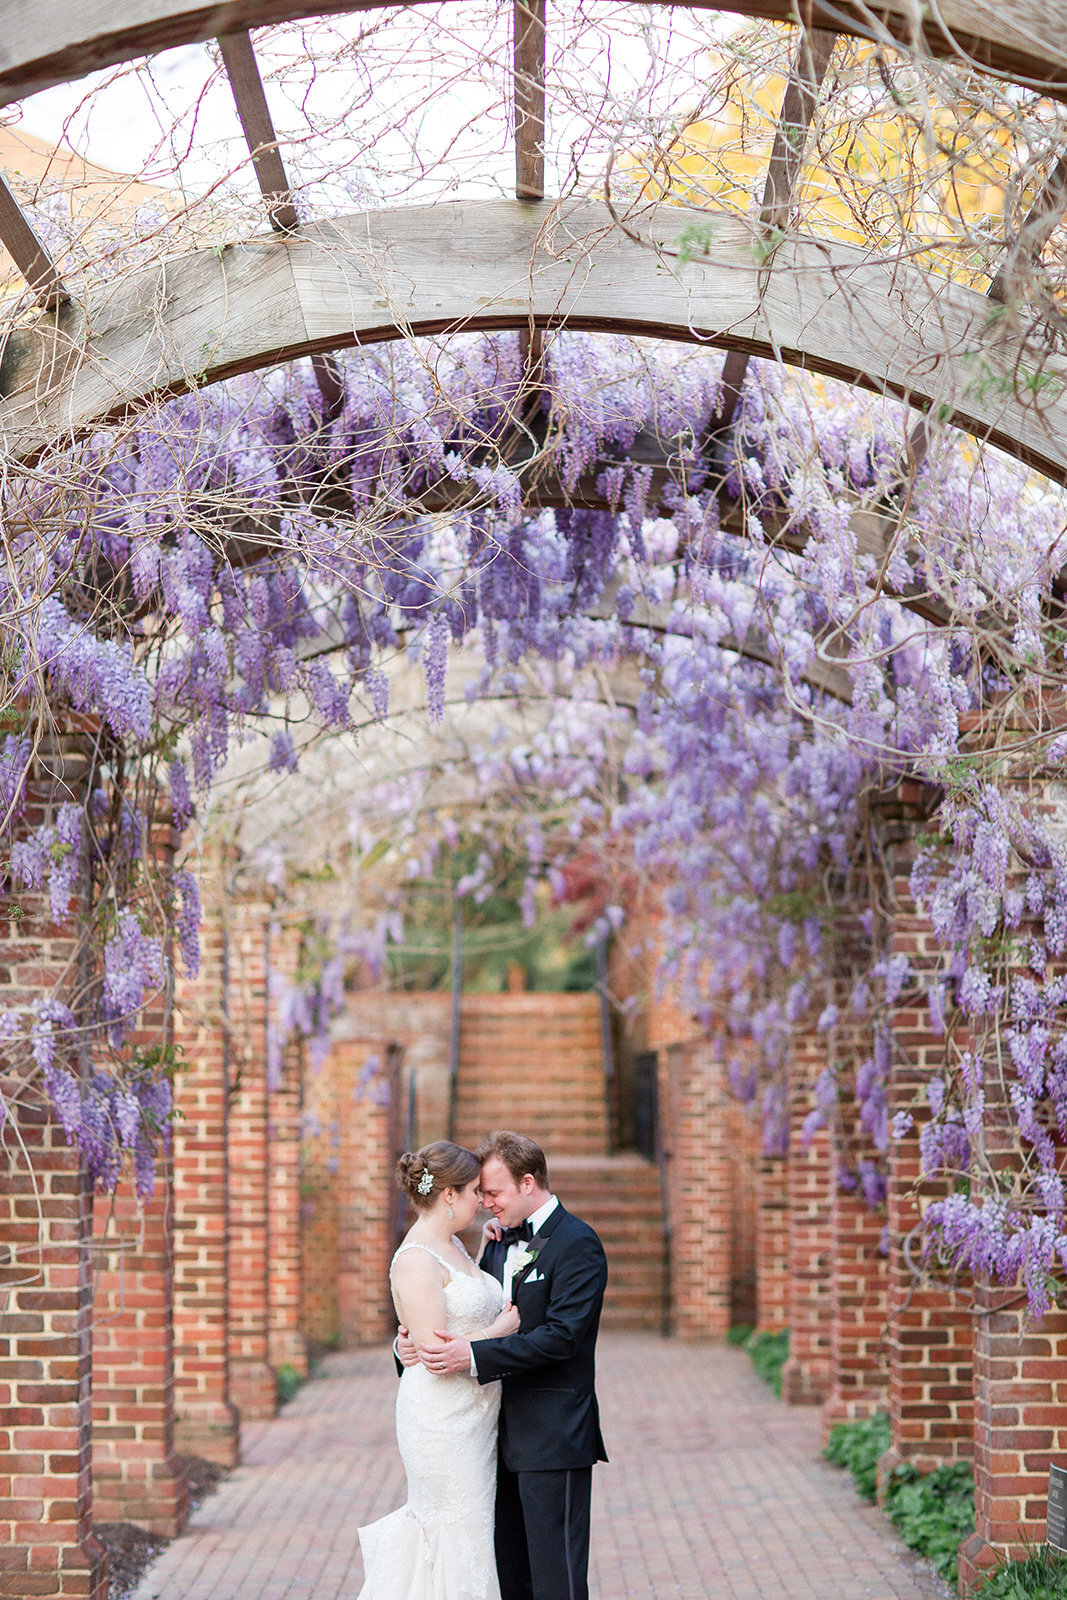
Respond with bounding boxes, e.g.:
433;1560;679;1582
447;1204;454;1220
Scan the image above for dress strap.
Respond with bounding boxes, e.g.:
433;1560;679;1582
392;1241;455;1278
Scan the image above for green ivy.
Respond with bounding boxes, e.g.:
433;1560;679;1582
883;1461;975;1584
275;1363;304;1407
743;1329;790;1396
824;1413;891;1502
824;1415;975;1585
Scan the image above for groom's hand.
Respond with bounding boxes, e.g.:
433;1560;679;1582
420;1329;472;1374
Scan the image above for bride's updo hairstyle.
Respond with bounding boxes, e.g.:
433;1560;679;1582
397;1141;480;1211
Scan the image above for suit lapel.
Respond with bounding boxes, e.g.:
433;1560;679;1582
511;1203;568;1293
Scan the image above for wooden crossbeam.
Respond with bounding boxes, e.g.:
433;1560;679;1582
0;171;68;309
5;199;1067;489
712;26;837;436
218;29;299;233
514;0;546;201
3;0;1066;113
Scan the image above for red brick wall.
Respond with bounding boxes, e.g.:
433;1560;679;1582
334;990;452;1146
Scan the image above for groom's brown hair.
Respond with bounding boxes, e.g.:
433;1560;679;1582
476;1129;549;1190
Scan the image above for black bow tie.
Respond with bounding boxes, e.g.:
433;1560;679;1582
500;1220;534;1246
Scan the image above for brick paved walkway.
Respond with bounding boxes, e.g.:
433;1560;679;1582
131;1335;949;1600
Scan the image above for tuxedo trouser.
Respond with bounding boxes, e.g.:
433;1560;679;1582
494;1461;592;1600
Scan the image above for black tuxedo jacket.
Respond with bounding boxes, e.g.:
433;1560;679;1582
472;1203;608;1473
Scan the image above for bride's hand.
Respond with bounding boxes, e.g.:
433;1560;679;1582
480;1218;503;1251
483;1301;520;1338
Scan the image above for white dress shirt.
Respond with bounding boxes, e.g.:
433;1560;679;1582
472;1194;559;1376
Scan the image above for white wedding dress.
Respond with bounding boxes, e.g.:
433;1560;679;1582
358;1240;504;1600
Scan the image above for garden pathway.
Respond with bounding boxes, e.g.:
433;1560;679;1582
130;1334;949;1600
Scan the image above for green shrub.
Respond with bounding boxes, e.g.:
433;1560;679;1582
726;1323;754;1348
824;1415;976;1586
978;1546;1067;1598
883;1460;975;1584
744;1329;790;1396
276;1363;304;1407
824;1412;892;1502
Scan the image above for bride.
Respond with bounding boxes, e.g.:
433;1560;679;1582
358;1140;520;1600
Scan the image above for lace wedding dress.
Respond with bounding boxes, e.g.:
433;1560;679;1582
358;1240;504;1600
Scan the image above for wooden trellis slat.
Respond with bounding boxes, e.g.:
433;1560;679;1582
713;26;837;436
218;28;299;233
514;0;545;202
0;171;68;309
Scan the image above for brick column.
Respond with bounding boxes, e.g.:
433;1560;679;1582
726;1098;760;1327
823;1135;889;1430
877;792;973;1486
755;1154;789;1334
335;1039;402;1348
91;815;187;1536
226;896;275;1420
958;1290;1067;1589
0;734;107;1599
659;1035;733;1341
266;923;306;1379
90;1175;187;1536
171;869;239;1466
299;1032;340;1353
780;1029;834;1404
957;964;1067;1586
268;1054;306;1376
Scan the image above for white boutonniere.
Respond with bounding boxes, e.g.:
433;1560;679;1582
512;1234;548;1277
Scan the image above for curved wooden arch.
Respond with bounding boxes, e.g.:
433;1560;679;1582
1;0;1065;107
2;197;1066;489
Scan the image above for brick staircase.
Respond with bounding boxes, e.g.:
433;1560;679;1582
550;1154;667;1331
450;993;667;1329
453;994;608;1156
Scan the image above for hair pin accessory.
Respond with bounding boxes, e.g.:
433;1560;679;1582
417;1168;435;1196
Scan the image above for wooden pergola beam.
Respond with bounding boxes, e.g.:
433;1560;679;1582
3;198;1067;485
2;0;1067;111
0;171;68;309
218;29;299;232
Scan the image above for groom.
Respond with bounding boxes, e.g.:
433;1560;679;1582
410;1128;608;1600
